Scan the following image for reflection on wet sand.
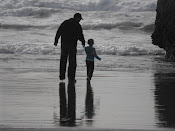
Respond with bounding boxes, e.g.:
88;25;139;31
58;81;95;127
85;81;95;125
59;82;76;127
154;73;175;128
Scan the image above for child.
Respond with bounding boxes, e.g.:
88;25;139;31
85;39;101;81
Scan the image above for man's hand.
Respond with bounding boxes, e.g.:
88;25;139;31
82;43;85;48
54;42;57;46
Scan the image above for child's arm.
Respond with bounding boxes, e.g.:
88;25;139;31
94;48;101;60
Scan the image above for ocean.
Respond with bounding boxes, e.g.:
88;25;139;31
1;0;175;130
1;0;171;72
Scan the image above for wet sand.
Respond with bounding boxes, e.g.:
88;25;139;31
0;71;175;130
0;128;174;131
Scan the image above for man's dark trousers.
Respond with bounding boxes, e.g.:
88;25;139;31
59;47;77;81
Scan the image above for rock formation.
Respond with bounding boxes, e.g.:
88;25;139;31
152;0;175;59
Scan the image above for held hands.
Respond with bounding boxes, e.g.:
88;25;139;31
82;43;85;48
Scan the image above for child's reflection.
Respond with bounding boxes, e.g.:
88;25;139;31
85;80;95;125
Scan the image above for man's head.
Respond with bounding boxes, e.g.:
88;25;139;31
74;13;83;22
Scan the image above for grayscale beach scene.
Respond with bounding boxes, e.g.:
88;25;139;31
0;0;175;131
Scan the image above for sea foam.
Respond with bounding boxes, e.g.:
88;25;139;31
0;43;165;56
0;0;157;17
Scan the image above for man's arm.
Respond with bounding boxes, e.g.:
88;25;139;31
54;23;63;46
77;24;85;47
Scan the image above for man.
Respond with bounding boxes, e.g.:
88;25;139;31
54;13;85;83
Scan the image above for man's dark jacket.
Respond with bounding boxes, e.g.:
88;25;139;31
55;18;85;49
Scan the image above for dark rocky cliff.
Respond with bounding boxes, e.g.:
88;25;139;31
152;0;175;59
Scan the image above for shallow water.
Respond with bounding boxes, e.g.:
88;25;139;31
0;55;175;130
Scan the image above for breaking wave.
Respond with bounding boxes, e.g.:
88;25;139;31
0;23;48;30
83;21;143;30
0;21;144;31
0;22;154;33
0;44;165;56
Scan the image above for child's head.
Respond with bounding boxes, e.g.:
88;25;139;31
87;39;94;46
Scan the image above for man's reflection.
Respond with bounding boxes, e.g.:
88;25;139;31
154;73;175;127
85;80;95;125
59;82;76;126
